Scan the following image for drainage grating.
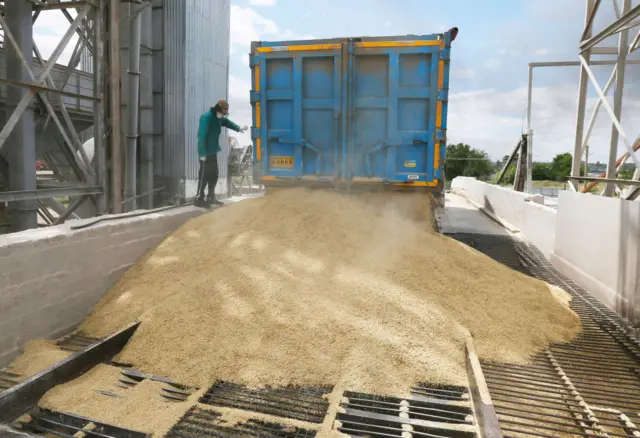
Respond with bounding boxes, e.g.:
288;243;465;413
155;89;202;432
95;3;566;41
337;384;477;438
448;233;640;438
199;381;331;424
56;332;101;352
444;233;529;275
0;370;21;393
14;408;148;438
165;406;317;437
106;367;197;402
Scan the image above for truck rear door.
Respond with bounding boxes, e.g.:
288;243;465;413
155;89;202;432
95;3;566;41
254;44;343;181
348;40;444;187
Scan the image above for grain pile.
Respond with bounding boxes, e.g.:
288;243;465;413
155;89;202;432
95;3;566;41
7;340;70;379
25;188;581;435
60;188;579;392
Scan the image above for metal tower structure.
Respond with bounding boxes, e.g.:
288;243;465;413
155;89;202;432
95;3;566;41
0;0;108;231
570;0;640;199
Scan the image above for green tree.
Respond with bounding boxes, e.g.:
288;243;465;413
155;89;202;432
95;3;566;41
619;167;634;179
532;162;552;180
445;143;494;181
550;153;573;181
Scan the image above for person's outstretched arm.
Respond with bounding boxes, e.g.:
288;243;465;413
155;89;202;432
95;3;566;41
221;117;246;133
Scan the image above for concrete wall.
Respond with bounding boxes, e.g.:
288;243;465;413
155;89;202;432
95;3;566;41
0;206;203;367
451;177;640;328
450;177;557;259
552;191;640;326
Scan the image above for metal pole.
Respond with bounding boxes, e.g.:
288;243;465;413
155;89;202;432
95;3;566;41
95;0;107;214
584;144;590;192
125;1;142;212
110;0;123;213
571;0;595;192
604;0;631;197
5;0;37;231
139;2;154;209
525;65;533;193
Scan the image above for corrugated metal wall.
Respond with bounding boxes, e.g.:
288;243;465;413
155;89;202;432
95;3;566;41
163;0;186;186
183;0;230;190
151;0;164;183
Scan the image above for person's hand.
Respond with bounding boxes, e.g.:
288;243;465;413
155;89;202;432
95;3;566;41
240;125;249;133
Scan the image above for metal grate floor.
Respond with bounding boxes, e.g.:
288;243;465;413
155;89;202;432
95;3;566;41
446;233;640;438
14;408;148;438
56;332;101;352
0;370;21;394
165;406;317;437
337;383;477;438
199;382;332;424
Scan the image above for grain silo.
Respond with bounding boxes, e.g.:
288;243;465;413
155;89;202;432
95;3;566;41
153;0;231;204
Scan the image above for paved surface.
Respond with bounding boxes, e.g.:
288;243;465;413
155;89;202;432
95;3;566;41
438;192;509;236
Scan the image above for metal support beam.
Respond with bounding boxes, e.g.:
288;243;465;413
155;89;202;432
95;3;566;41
110;0;123;213
0;5;90;153
94;0;107;214
0;77;98;101
4;0;37;231
579;3;640;53
569;176;640;187
53;195;88;225
525;65;533;193
124;0;142;212
0;186;102;203
579;56;639;168
604;0;631;197
571;0;595;192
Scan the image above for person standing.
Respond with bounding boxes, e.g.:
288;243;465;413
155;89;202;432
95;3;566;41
196;100;247;207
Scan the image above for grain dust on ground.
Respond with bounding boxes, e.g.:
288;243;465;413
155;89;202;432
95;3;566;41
14;188;580;435
7;340;70;379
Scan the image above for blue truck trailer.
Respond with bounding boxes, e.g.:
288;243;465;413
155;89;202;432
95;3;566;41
250;28;458;197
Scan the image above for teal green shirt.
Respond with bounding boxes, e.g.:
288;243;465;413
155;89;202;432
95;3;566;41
197;109;241;157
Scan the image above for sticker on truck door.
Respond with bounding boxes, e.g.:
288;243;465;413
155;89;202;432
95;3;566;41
404;160;417;168
270;156;294;169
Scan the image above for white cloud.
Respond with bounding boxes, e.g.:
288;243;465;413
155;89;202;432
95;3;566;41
249;0;277;5
534;48;551;57
484;58;502;71
447;82;640;162
452;67;475;79
230;6;314;52
230;6;279;49
228;76;253;146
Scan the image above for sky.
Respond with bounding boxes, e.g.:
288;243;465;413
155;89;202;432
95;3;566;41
33;0;640;162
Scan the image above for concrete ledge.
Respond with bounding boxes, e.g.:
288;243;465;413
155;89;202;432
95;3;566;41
0;205;204;368
451;177;557;259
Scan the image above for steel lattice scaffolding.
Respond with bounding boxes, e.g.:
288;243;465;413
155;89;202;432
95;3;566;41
520;0;640;198
0;0;109;231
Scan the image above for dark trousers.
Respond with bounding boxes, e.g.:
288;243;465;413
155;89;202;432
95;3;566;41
196;154;219;200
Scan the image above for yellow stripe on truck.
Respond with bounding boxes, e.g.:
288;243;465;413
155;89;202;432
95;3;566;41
434;60;445;170
355;40;444;48
257;44;341;52
254;64;262;161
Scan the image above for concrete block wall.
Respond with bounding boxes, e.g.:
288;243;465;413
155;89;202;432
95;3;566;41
0;206;203;367
450;177;557;259
552;191;640;326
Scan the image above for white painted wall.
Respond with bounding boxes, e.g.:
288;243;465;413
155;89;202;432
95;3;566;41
450;177;557;259
451;177;640;327
552;191;640;326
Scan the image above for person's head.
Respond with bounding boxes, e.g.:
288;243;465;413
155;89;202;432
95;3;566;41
213;99;229;116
